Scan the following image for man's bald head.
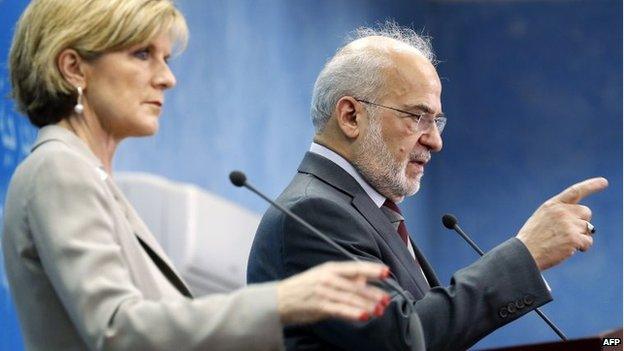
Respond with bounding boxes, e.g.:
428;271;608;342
310;22;436;134
342;35;432;63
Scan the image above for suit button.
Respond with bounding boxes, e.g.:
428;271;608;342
506;303;517;314
523;295;535;306
499;307;509;318
515;299;526;309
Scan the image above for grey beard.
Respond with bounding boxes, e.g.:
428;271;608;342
351;118;423;201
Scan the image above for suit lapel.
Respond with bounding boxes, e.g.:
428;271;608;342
32;126;192;297
351;194;431;296
298;152;430;296
410;240;440;287
104;176;193;298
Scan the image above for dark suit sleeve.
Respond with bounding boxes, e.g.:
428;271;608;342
279;196;552;351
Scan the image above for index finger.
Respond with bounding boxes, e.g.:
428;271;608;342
552;177;609;204
325;261;390;280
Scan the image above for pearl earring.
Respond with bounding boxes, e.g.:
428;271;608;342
74;86;84;114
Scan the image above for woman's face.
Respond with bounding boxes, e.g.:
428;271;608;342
82;32;175;139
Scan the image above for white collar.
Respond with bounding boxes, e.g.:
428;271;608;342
309;142;386;208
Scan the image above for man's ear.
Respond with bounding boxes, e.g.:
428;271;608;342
57;48;88;89
335;96;363;139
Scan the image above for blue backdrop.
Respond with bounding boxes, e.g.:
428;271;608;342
0;0;621;349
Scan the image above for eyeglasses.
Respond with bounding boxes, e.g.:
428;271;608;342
356;99;446;134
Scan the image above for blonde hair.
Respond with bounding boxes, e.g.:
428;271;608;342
9;0;189;127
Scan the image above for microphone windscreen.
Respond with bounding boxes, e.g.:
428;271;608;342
229;171;247;187
442;214;458;229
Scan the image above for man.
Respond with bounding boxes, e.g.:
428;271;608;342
247;23;607;350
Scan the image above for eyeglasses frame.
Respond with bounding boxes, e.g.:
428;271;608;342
355;98;446;134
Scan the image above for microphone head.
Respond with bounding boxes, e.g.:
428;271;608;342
442;214;458;229
229;171;247;187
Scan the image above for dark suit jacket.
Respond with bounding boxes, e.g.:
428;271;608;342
247;152;552;351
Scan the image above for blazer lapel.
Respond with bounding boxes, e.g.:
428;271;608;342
104;176;193;298
298;152;430;296
31;126;192;297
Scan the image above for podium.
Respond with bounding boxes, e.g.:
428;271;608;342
481;328;622;351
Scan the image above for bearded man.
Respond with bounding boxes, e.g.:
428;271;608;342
247;23;607;351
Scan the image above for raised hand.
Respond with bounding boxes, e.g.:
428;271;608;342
516;177;608;271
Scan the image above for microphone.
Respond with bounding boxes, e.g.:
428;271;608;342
230;171;361;262
441;213;568;341
228;170;410;300
229;171;246;187
442;214;484;256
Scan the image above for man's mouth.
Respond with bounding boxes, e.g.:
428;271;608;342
407;153;430;174
409;154;430;166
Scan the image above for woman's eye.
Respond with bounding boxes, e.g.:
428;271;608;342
133;48;150;60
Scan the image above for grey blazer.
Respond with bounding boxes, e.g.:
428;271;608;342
248;152;553;351
2;125;284;351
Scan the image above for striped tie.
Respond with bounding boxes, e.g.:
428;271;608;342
381;199;431;291
382;199;409;246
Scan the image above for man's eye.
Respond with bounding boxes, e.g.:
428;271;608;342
408;113;423;121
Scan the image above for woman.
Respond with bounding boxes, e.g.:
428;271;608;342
2;1;391;350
